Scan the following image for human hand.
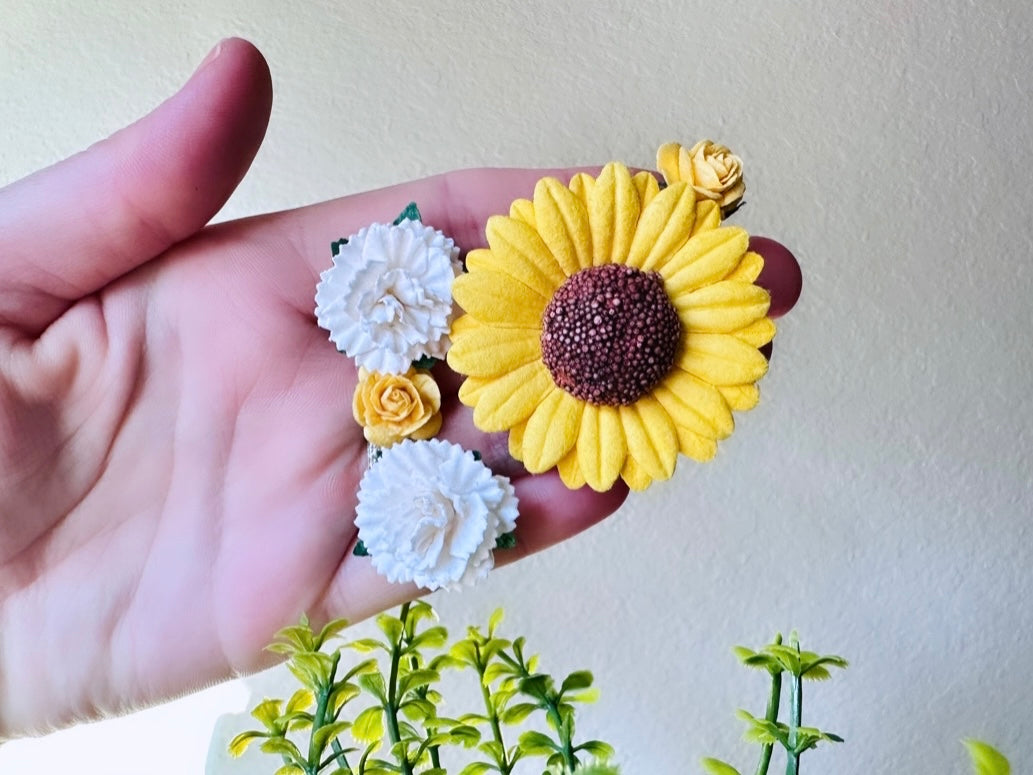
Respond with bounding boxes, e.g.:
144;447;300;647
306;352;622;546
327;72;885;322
0;39;800;739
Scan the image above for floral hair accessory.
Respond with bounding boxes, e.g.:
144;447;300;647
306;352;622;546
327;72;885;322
315;203;518;592
352;366;442;447
447;142;774;492
354;439;519;591
657;140;746;215
315;208;461;373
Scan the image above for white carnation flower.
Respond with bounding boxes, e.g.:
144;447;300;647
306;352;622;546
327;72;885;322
355;439;519;591
315;219;461;373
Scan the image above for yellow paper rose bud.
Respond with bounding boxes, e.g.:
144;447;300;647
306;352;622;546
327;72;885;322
352;367;443;448
657;140;745;213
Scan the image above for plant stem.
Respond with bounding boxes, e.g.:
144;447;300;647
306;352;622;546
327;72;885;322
307;651;341;775
754;669;782;775
475;642;512;775
785;643;803;775
387;602;414;775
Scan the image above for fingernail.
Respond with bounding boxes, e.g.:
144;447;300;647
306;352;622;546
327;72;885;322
193;39;224;75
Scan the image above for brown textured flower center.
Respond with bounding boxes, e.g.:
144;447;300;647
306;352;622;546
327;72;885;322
540;264;681;406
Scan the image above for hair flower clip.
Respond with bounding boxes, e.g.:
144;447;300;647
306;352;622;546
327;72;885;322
316;204;519;592
447;142;774;493
315;210;461;374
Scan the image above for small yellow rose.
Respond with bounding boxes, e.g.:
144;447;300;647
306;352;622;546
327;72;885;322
353;367;443;447
657;140;745;213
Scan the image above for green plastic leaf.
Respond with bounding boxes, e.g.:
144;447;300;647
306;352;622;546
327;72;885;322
568;688;601;704
400;697;436;722
393;202;422;225
449;640;479;665
329;683;361;714
344;657;381;680
575;740;615;759
376;613;404;644
409;626;449;650
963;739;1011;775
488;608;505;637
260;737;304;763
500;702;538;724
352;540;370;556
273;766;305;775
458;763;495;775
313;720;354;753
250;699;285;730
398;669;440;696
571;765;620;775
345;639;386;654
479;740;505;761
519;730;560;755
227;730;266;757
560;671;594;694
358;672;388;704
352;706;385;742
701;759;742;775
285;688;315;715
450;725;483;746
316;618;351;649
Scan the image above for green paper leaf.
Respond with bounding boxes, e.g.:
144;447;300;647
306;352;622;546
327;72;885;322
495;532;517;549
394;202;422;225
412;355;438;370
963;739;1011;775
330;237;349;257
353;540;370;556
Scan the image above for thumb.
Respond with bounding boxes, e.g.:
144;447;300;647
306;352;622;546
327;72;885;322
0;38;273;334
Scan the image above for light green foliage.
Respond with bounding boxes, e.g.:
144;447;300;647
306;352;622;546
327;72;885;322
704;633;845;775
229;605;617;774
963;740;1011;775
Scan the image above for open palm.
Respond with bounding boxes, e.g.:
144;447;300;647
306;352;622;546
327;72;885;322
0;39;798;739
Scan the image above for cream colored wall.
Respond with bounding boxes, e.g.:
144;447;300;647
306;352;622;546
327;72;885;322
2;1;1031;772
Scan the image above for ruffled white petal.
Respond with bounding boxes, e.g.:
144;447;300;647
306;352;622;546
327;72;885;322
315;220;461;373
354;439;519;591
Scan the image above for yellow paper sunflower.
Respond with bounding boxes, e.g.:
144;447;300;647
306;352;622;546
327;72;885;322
446;161;775;492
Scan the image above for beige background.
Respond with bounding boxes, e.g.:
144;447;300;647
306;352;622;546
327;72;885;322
2;1;1032;772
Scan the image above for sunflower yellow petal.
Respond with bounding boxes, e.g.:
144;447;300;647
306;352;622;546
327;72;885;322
448;325;541;377
533;177;593;274
690;200;722;235
458;375;492;405
723;250;764;283
676;281;771;333
660;226;750;296
588;163;640;267
508;421;527;461
557;448;586;489
568;172;595;206
626;181;697;272
632;170;661;209
576;404;626;492
675;425;718;462
482;216;568;291
620;456;653;491
619;397;678;481
452;271;546;328
733;317;776;347
718;384;761;412
677;333;770;386
472;361;554;431
653;369;734;438
656;142;683;184
509;198;536;227
522;389;584;473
